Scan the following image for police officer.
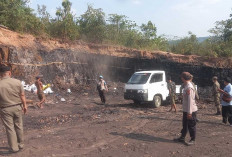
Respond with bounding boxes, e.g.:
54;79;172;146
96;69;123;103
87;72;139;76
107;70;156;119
167;77;177;112
179;75;199;103
212;76;221;115
0;65;27;153
174;72;198;146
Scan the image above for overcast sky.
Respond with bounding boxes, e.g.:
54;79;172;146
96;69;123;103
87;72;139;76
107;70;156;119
29;0;232;38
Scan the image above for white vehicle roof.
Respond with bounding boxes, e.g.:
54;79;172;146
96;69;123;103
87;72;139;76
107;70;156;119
135;70;165;74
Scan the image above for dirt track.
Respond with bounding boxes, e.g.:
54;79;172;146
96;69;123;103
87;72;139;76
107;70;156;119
0;91;231;157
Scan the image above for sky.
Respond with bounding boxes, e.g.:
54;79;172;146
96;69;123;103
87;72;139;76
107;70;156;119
29;0;232;39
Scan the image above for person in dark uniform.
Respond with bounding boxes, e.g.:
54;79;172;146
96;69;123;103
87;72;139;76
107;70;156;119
167;77;177;112
174;72;198;146
212;76;221;115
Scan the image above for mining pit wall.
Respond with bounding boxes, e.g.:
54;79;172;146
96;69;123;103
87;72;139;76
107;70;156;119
0;46;231;88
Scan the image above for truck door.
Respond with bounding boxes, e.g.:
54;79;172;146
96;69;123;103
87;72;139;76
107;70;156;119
148;73;165;101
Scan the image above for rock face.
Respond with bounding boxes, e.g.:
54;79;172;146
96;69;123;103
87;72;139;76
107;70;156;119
1;45;231;88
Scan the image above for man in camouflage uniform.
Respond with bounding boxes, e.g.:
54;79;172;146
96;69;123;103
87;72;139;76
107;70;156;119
190;75;199;100
212;76;221;115
167;77;177;112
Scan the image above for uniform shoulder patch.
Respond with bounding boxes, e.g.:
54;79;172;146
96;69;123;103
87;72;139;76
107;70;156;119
186;89;191;95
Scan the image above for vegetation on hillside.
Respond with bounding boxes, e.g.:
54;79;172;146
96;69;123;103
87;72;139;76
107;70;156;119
171;13;232;57
0;0;231;57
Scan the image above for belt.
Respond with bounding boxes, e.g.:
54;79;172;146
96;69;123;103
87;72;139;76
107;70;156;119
0;103;22;109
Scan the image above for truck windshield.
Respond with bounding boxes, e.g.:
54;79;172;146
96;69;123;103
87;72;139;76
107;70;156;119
127;73;151;84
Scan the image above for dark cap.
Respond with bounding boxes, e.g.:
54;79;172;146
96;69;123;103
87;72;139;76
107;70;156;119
36;75;43;79
181;72;192;81
223;77;231;83
167;76;172;80
0;65;11;73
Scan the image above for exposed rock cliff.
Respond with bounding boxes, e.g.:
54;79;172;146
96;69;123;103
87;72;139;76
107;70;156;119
0;27;231;88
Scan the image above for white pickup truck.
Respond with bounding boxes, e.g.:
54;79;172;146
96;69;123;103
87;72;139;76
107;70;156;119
124;71;182;107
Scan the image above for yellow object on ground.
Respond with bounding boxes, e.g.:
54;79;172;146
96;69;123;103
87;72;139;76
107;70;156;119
43;84;51;90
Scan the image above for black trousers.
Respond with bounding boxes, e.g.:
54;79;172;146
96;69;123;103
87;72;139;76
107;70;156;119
181;112;197;141
98;90;106;103
222;106;232;124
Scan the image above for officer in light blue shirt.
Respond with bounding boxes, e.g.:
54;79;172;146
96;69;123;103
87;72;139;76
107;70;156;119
218;77;232;125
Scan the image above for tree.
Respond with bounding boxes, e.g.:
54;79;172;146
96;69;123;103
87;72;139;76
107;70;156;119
223;12;232;42
0;0;42;34
208;20;227;42
171;32;200;55
106;14;128;43
37;5;51;34
50;0;79;40
208;10;232;57
78;5;106;43
141;21;157;39
108;14;127;33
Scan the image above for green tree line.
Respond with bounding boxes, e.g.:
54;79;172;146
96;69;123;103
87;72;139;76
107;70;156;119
171;12;232;57
0;0;167;51
0;0;231;57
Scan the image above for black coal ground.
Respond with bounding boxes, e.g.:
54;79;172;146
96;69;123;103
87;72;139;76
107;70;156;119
0;88;231;157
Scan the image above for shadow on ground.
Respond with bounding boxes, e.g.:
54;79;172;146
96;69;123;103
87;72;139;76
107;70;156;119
110;132;174;143
138;115;225;126
0;147;11;156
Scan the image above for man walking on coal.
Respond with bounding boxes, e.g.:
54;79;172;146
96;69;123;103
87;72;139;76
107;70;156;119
35;75;45;108
0;65;27;153
212;76;221;115
97;75;108;104
174;72;198;146
218;77;232;126
167;77;177;112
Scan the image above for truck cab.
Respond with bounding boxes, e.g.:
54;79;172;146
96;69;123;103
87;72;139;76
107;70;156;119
124;71;169;107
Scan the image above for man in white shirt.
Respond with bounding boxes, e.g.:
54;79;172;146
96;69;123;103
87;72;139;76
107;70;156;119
218;77;232;126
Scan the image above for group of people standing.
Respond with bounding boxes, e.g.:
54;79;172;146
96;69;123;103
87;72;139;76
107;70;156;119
167;72;232;146
212;76;232;125
0;64;231;152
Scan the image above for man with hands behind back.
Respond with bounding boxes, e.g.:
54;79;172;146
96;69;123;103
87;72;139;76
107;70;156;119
0;65;27;153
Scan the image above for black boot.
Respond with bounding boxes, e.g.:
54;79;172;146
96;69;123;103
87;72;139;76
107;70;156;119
173;136;185;143
215;110;221;115
186;139;195;146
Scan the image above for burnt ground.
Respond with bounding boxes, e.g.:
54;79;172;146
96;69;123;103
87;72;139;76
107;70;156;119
0;91;231;157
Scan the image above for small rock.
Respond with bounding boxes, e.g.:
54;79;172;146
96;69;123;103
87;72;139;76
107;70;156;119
124;143;128;146
37;135;42;138
83;93;88;96
61;98;66;102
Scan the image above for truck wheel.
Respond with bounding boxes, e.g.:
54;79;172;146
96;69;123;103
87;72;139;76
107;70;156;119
152;95;162;108
133;100;141;105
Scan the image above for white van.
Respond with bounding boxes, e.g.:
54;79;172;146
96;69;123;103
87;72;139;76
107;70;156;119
124;71;180;107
